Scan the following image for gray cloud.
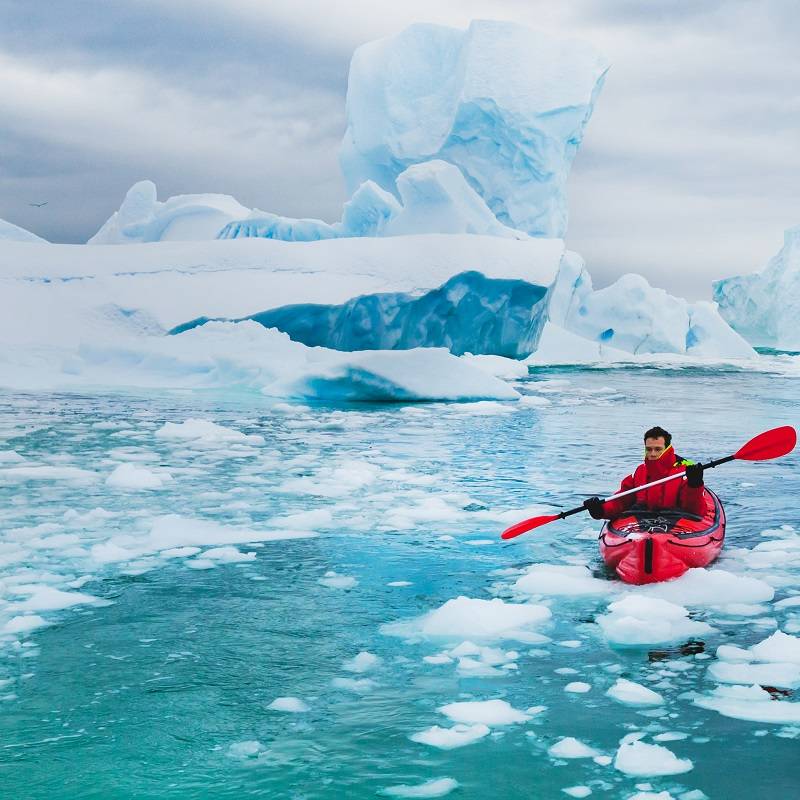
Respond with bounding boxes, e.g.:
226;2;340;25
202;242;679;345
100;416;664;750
1;0;798;299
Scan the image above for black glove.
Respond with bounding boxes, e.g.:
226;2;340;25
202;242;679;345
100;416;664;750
684;463;704;488
583;496;605;520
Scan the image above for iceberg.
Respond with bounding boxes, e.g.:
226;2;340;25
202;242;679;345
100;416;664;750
88;180;250;244
218;161;524;241
713;226;800;350
340;20;609;237
0;217;47;243
547;252;755;358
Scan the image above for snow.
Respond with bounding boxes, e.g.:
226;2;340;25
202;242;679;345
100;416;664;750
381;596;551;642
380;778;459;798
597;596;713;647
606;679;665;707
437;699;530;725
267;697;310;713
409;723;490;749
89;180;250;244
614;739;693;777
0;217;47;243
714;225;800;349
547;737;600;759
341;20;608;238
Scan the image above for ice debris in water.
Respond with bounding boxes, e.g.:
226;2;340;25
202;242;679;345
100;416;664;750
380;777;459;798
409;723;490;750
562;787;592;798
438;699;530;726
381;596;551;642
106;463;168;489
547;737;600;759
155;418;265;446
693;684;800;724
267;697;310;713
342;651;381;673
606;679;665;707
637;568;774;606
513;564;614;597
226;740;267;759
613;738;693;776
564;682;592;693
318;571;358;590
597;596;712;647
709;630;800;689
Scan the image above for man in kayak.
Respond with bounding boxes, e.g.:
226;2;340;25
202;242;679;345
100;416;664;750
583;426;705;519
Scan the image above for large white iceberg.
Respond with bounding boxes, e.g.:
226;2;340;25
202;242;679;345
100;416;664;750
340;20;609;237
713;225;800;350
0;217;47;244
88;180;250;244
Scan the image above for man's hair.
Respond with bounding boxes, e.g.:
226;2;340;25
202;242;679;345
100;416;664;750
644;426;672;445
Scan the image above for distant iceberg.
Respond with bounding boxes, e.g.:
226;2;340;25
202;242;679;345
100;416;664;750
713;226;800;350
88;180;250;245
0;217;47;243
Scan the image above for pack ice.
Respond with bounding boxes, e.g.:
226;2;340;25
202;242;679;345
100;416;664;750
713;225;800;350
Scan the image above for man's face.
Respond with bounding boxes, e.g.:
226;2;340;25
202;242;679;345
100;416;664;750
644;436;668;460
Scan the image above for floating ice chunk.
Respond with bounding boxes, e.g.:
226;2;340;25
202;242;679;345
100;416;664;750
638;569;774;606
0;466;99;483
613;739;693;776
343;651;381;673
267;696;310;713
409;723;490;749
106;463;167;489
200;547;256;564
3;615;49;634
775;596;800;610
627;793;674;800
514;564;613;597
547;737;599;759
382;596;551;642
597;596;712;647
707;661;800;689
186;559;216;570
318;571;358;590
155;418;264;446
438;699;530;726
9;585;105;612
749;630;800;664
388;581;413;588
564;682;592;693
606;679;665;707
226;740;267;759
652;732;688;743
0;450;25;463
526;322;631;365
562;788;592;798
268;509;333;529
380;777;459;798
331;676;375;693
694;684;800;724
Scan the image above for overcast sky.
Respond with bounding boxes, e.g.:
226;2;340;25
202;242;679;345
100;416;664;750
2;0;798;298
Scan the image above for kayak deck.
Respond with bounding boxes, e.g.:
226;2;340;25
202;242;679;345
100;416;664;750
599;490;726;585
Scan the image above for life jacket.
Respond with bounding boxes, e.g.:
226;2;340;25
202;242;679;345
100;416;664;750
602;445;706;518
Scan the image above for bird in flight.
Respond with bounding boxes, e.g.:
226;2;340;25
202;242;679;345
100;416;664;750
29;201;48;207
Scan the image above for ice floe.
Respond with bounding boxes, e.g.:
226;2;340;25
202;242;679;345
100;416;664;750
613;738;693;776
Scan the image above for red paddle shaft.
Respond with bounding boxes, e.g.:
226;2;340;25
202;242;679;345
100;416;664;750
501;425;797;541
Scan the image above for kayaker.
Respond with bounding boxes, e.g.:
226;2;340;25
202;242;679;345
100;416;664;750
583;426;706;519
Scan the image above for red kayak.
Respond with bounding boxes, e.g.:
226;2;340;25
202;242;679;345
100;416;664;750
599;490;726;585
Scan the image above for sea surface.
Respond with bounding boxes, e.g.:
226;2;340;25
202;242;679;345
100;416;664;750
0;365;798;799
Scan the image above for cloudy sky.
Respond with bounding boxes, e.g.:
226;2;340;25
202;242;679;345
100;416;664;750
2;0;798;298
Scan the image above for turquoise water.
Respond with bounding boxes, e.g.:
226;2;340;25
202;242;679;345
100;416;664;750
0;366;799;799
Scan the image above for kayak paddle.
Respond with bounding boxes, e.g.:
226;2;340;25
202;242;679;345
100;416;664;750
501;425;797;540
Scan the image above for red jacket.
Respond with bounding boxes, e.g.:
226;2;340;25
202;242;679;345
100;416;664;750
600;445;706;519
